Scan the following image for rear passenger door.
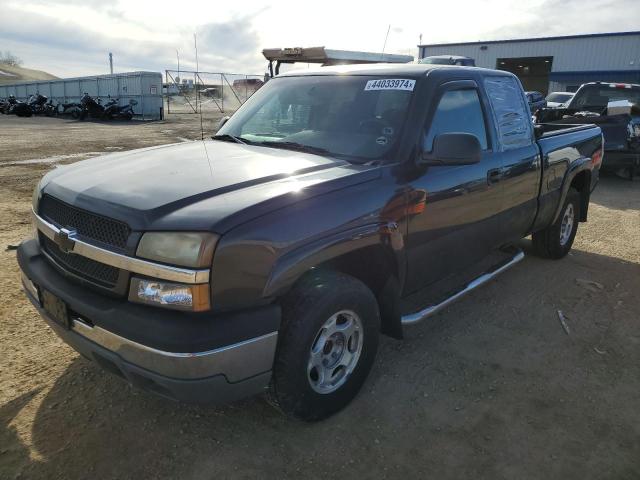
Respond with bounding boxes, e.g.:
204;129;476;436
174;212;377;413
483;76;541;243
404;81;504;294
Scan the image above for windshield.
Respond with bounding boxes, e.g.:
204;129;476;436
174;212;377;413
570;84;640;111
217;75;415;161
546;92;573;103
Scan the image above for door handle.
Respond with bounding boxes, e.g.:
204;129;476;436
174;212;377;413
487;168;502;184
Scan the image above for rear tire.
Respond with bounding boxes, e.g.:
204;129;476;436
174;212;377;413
268;271;380;421
532;187;580;259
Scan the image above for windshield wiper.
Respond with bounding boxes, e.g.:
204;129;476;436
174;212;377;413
211;134;247;145
260;141;334;156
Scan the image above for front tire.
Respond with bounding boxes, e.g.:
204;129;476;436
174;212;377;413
532;187;580;259
269;271;380;421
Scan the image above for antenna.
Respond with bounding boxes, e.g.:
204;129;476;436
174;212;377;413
194;32;204;141
109;52;113;74
381;25;391;60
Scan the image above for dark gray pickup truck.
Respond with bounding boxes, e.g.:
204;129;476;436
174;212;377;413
18;64;603;421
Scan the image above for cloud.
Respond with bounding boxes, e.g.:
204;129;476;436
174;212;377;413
0;3;266;77
481;0;640;39
2;0;638;79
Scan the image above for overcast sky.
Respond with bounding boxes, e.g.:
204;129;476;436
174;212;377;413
1;0;638;77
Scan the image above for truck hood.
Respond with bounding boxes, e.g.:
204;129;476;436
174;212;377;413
40;140;379;232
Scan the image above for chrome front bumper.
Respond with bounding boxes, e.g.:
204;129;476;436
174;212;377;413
21;273;277;403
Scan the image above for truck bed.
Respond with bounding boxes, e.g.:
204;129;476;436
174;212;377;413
530;123;602;233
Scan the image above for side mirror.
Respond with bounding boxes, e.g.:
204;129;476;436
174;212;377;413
217;116;230;131
419;132;482;166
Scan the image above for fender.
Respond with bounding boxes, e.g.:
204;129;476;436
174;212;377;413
263;222;406;299
551;156;593;225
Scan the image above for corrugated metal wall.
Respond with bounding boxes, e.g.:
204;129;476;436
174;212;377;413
419;33;640;92
419;33;640;71
0;71;163;120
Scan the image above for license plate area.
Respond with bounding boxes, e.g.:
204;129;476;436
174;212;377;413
41;289;70;330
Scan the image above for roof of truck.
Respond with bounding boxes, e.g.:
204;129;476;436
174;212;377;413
277;63;509;77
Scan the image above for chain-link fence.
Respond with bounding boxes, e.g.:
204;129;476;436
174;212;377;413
164;70;264;115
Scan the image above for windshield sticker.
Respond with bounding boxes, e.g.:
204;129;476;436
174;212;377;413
365;79;415;91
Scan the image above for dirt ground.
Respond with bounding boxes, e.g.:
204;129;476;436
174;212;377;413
0;114;639;480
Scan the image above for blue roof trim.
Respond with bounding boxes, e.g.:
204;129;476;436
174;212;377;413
549;70;640;80
418;30;640;48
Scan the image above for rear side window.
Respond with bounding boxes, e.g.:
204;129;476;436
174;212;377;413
484;76;533;151
424;89;488;151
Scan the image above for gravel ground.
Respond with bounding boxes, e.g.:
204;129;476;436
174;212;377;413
0;115;639;480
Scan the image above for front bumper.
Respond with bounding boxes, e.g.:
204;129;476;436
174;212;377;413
17;239;280;404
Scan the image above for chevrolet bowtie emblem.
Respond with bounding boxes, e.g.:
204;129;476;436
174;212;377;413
54;228;77;253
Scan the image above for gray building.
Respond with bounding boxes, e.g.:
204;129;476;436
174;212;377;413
418;31;640;94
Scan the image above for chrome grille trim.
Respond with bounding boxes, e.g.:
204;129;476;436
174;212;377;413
33;209;210;284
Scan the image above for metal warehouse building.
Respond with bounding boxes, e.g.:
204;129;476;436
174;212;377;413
418;31;640;94
0;71;164;120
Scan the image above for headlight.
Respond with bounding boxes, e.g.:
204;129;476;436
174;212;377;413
31;183;41;240
136;232;218;268
32;182;41;211
129;278;210;311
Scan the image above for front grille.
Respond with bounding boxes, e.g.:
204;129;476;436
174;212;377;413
39;195;130;250
42;235;119;287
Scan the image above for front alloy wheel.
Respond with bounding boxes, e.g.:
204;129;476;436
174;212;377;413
269;271;380;421
308;310;363;394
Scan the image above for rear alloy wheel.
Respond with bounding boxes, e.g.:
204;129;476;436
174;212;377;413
268;271;380;421
532;187;580;259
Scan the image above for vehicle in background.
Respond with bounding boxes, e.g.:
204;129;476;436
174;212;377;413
418;55;475;66
19;64;602;421
546;91;575;108
57;101;83;119
0;95;19;114
232;78;264;95
26;93;56;117
525;91;547;112
537;82;640;178
11;99;32;117
78;93;104;120
103;98;137;120
199;87;221;99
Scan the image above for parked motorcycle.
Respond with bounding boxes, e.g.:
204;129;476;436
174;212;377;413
12;98;32;117
32;95;56;116
78;93;104;120
102;98;137;120
1;95;21;115
57;101;83;118
43;98;58;117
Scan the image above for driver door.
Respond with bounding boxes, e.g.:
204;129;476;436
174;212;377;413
404;81;504;294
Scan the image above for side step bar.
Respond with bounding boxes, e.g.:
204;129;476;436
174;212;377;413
401;249;525;325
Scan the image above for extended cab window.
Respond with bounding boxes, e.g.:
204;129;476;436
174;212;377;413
424;89;488;151
484;76;533;151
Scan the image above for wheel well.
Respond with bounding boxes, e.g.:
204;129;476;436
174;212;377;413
307;245;402;339
570;170;591;222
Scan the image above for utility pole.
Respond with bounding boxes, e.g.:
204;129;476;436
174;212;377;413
176;49;180;75
109;52;113;74
194;34;199;73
